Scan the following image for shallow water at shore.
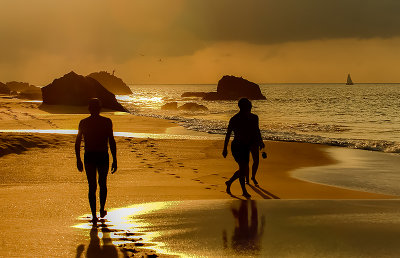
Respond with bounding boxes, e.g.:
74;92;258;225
74;199;400;257
120;83;400;153
293;147;400;197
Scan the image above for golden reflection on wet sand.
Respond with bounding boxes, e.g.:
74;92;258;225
73;200;400;257
73;202;176;257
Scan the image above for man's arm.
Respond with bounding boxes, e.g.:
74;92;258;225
75;122;84;172
223;122;232;158
108;120;117;173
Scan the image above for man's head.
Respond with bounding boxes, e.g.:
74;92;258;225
238;98;252;113
88;98;101;115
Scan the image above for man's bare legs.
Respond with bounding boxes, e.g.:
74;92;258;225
85;163;98;221
85;161;109;221
98;166;108;218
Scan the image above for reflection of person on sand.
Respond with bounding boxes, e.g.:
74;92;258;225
230;200;265;254
223;98;264;198
75;225;118;258
75;98;117;223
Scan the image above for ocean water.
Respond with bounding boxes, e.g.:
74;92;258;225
118;83;400;153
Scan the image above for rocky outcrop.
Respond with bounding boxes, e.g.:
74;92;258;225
161;102;208;112
161;102;178;110
182;75;266;100
0;82;10;94
41;71;127;112
181;92;208;98
17;86;42;100
5;81;31;92
178;102;208;111
87;71;132;95
3;81;42;99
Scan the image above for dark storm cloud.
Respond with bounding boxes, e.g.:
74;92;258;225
178;0;400;44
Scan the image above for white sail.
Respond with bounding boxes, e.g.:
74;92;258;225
346;74;353;85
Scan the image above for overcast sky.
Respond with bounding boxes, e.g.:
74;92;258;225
1;0;400;84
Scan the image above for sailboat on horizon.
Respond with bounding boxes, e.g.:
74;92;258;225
346;74;354;85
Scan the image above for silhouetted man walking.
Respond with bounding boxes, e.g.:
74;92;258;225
223;98;264;198
75;98;117;223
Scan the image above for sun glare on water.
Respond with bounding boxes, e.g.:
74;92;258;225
116;95;163;103
73;202;179;255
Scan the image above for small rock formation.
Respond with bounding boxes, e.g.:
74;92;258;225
161;102;208;111
87;71;132;95
178;102;208;111
0;82;10;94
161;102;178;110
0;81;41;99
182;75;266;100
5;81;31;92
181;92;208;98
17;86;42;100
41;71;127;112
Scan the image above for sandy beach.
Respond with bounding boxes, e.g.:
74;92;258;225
0;96;398;257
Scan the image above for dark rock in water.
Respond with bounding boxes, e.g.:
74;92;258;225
0;82;10;94
181;92;208;98
17;85;42;100
161;102;208;112
178;102;208;111
87;71;132;95
161;102;178;110
204;75;266;100
182;75;266;101
5;81;31;92
41;71;127;112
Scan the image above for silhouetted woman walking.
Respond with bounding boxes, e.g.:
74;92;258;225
223;98;264;198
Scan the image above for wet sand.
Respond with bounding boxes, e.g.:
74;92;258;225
0;96;398;257
73;199;400;257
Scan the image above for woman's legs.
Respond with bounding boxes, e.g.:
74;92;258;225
226;161;251;197
250;145;260;185
227;142;251;197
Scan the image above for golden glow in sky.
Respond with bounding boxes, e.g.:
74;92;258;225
1;0;400;84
